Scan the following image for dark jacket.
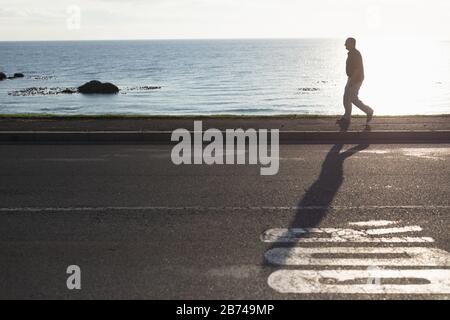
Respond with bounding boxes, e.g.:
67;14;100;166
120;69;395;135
346;49;365;82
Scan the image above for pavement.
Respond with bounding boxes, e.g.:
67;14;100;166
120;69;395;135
1;115;450;132
1;116;450;144
1;143;450;299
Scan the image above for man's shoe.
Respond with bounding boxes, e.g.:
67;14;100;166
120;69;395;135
366;110;374;123
336;117;350;125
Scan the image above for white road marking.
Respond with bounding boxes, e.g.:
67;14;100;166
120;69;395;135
356;148;450;160
263;221;450;296
360;150;390;154
1;205;450;213
402;148;450;160
268;269;450;294
366;226;423;235
265;247;450;266
24;158;107;162
349;220;399;227
261;228;434;243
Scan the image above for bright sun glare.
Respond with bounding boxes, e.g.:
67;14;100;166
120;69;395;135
360;38;450;115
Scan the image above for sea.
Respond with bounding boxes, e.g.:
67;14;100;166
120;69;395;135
1;39;449;116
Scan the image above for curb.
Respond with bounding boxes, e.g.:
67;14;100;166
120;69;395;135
1;131;450;144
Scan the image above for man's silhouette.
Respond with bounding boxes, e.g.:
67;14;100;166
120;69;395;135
337;38;374;125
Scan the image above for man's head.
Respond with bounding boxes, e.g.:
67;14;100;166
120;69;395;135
345;38;356;51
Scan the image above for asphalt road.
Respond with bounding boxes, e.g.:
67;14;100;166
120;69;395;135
0;143;449;299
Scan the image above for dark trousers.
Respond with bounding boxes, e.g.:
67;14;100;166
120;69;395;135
343;78;373;119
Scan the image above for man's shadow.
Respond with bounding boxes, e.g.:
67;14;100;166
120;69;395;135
263;143;370;265
290;143;369;228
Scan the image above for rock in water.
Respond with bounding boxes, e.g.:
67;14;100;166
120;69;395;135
14;73;25;78
78;80;119;94
0;72;6;81
61;88;77;94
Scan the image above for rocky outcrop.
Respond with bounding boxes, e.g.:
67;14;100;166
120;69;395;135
8;87;78;96
78;80;119;94
2;72;25;80
61;88;77;94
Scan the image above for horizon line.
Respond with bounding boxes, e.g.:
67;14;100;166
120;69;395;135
0;37;342;43
1;35;449;43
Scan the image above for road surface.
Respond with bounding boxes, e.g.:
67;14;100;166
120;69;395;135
0;143;449;299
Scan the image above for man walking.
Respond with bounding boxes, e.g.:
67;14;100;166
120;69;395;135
337;38;374;125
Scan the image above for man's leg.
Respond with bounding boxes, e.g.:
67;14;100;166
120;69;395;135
352;97;373;115
342;83;353;121
351;82;374;117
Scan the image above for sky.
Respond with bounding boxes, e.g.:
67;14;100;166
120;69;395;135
1;0;450;41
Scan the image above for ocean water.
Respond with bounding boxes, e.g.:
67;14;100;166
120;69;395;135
0;39;449;116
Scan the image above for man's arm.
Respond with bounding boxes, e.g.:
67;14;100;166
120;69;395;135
348;53;363;86
348;67;362;86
